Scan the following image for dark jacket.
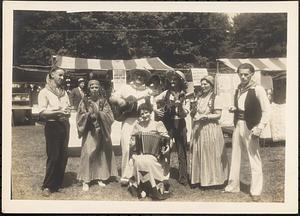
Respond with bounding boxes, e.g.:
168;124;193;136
69;87;84;110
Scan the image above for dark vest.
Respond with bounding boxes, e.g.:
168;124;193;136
234;88;262;130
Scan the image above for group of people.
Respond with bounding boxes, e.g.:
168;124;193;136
38;63;270;202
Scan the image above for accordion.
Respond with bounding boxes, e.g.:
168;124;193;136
132;132;168;157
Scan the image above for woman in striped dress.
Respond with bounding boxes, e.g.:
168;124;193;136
190;75;228;188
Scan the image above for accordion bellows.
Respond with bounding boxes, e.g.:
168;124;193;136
133;132;163;156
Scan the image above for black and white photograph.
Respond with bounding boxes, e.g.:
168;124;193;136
2;1;298;214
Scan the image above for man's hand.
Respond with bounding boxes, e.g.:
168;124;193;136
154;108;164;117
228;106;237;113
251;126;263;138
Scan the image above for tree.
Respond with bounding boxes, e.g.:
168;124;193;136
230;13;287;58
13;11;232;68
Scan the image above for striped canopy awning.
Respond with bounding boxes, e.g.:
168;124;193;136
217;58;286;72
54;56;173;71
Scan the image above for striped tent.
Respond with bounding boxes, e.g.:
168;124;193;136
217;58;286;80
54;56;173;71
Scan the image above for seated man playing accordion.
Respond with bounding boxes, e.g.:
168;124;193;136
125;103;173;200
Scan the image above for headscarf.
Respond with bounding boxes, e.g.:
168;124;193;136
87;79;106;99
198;75;217;98
201;75;215;87
88;79;100;88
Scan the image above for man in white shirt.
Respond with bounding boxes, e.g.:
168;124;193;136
224;63;271;201
38;67;71;197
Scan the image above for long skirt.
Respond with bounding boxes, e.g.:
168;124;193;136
77;131;118;183
190;122;228;186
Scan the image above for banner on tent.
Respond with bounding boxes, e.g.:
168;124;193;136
191;68;208;86
112;69;126;90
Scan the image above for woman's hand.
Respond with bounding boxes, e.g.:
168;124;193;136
193;114;208;122
199;115;208;121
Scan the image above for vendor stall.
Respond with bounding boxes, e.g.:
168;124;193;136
216;58;286;142
53;55;174;148
12;65;48;125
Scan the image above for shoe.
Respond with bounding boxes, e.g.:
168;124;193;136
128;185;138;197
224;185;240;193
98;181;106;187
82;182;89;191
42;188;52;197
179;180;188;186
251;195;261;202
152;192;169;201
120;178;129;186
137;190;147;201
163;181;170;191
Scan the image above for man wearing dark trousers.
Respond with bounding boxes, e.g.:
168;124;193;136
38;67;71;197
154;70;189;185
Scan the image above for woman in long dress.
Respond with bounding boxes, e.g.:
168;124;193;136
190;75;228;187
77;80;118;191
127;103;172;200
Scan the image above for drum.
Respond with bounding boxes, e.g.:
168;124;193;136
133;132;162;156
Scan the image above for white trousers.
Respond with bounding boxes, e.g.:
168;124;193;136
226;120;263;196
120;117;137;179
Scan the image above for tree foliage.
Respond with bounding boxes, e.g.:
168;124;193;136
13;11;287;68
229;13;287;58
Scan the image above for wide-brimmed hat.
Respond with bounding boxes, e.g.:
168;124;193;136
78;78;85;83
201;75;215;87
130;69;151;81
166;70;186;82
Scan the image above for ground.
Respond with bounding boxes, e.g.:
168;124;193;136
11;125;285;202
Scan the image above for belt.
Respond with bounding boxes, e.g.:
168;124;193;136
47;117;69;122
236;110;245;120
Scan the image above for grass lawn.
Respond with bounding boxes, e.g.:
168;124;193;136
11;125;285;202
